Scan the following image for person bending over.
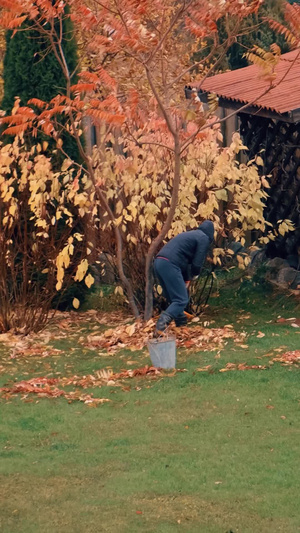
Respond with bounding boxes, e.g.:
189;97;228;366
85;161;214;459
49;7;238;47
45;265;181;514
154;220;214;334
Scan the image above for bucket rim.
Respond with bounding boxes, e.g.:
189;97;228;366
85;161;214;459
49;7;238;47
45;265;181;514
147;335;176;345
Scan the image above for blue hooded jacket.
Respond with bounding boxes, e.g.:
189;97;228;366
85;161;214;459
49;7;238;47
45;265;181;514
156;220;214;281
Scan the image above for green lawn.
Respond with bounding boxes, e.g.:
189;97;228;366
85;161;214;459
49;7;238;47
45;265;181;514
1;280;300;533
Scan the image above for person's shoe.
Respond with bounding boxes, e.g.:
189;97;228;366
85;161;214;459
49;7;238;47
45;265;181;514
155;312;173;335
175;313;188;327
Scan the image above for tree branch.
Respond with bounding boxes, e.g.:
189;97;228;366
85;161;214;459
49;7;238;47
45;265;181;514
145;66;176;137
145;0;191;65
124;126;175;152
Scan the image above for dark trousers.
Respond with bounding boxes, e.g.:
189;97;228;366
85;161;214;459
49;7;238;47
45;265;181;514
154;258;189;318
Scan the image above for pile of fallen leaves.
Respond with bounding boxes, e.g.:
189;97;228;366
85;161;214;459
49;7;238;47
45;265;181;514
0;335;63;360
0;365;164;405
1;310;300;407
0;310;131;359
0;311;247;358
0;376;110;406
84;320;247;353
272;350;300;365
60;365;162;389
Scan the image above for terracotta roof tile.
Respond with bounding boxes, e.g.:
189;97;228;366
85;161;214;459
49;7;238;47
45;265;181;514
197;50;300;115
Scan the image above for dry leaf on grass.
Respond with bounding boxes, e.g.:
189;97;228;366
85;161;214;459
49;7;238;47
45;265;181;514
0;330;62;359
10;343;62;359
197;365;212;372
276;318;300;328
0;376;111;406
219;362;267;372
84;321;247;354
0;365;166;404
0;377;64;398
61;365;162;388
272;350;300;365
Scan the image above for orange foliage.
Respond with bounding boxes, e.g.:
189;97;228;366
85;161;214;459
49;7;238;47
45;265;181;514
0;0;264;140
0;0;273;319
27;98;47;108
70;83;97;94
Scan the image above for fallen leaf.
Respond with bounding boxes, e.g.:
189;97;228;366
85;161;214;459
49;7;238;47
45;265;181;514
126;324;136;336
197;365;212;372
0;376;111;406
272;350;300;365
219;362;267;372
82;320;245;354
183;340;195;348
0;377;64;398
104;329;114;338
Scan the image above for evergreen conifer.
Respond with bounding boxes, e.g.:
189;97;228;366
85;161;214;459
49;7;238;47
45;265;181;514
2;11;90;310
2;11;81;166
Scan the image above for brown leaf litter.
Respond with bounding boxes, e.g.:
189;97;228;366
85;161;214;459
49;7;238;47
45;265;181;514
60;365;162;389
84;320;247;353
272;350;300;365
219;362;267;372
0;310;133;357
0;376;111;405
0;365;170;404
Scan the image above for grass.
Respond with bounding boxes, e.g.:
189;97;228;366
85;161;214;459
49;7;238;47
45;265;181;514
0;277;300;533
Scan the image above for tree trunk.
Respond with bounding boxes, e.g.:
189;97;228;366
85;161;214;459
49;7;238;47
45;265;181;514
144;136;181;320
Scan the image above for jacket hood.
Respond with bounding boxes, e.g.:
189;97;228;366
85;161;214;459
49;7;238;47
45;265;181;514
198;220;214;243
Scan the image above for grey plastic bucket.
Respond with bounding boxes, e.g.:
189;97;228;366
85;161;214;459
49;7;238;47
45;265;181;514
147;335;176;369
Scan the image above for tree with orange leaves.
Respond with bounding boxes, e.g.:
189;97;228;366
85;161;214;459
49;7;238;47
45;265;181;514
1;0;291;321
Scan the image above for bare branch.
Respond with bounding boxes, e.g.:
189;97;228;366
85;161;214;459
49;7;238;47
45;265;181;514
145;0;191;65
124;126;175;152
166;16;242;90
145;66;176;137
91;0;119;15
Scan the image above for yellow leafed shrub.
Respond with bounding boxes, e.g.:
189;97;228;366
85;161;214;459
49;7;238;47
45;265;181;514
93;129;293;308
0;137;97;333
